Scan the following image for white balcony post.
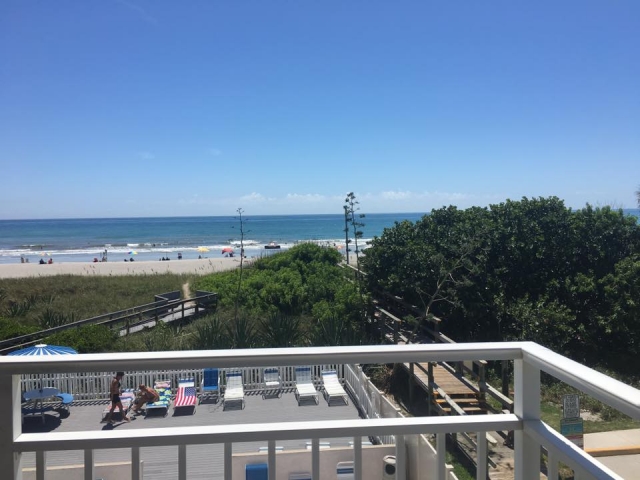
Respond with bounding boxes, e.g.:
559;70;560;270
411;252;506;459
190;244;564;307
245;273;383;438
396;434;406;480
268;440;276;480
131;446;141;480
83;449;94;480
35;451;45;480
514;358;541;480
436;433;446;480
178;444;187;480
312;438;320;480
353;436;362;480
0;373;22;480
476;431;487;480
224;442;232;480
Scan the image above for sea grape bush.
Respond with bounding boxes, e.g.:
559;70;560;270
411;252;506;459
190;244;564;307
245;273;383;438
362;197;640;374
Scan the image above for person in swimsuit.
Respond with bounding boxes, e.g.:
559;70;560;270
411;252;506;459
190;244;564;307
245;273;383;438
132;384;160;414
104;371;130;423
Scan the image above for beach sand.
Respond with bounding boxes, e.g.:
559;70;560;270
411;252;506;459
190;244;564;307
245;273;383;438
0;258;244;279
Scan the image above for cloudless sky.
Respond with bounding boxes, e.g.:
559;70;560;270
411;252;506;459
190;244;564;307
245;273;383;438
1;1;638;219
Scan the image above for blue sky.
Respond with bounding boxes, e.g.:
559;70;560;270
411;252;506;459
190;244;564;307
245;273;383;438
1;1;638;219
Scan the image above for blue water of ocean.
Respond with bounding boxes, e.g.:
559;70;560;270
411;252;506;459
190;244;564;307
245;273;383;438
1;210;638;265
0;213;426;264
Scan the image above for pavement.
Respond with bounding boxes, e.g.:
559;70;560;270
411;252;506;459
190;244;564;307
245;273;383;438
585;428;640;479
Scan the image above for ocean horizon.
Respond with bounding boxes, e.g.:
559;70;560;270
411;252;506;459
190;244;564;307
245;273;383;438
2;209;638;265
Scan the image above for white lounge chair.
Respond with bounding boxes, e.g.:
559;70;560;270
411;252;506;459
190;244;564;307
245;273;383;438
223;371;245;410
337;461;354;480
262;367;281;398
294;366;318;405
321;370;349;406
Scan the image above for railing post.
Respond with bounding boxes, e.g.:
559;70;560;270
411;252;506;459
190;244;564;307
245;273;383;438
84;449;94;480
393;317;399;344
35;451;45;480
132;446;141;480
436;433;446;480
268;440;276;480
476;431;487;480
427;362;435;416
501;360;510;399
353;436;362;480
478;363;486;403
514;357;541;480
0;373;22;480
224;442;232;480
396;434;407;480
311;438;320;480
409;363;414;406
178;444;187;480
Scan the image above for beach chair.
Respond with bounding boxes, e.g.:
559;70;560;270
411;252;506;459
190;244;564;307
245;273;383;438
262;367;281;398
145;380;172;416
200;368;220;403
321;370;349;406
223;371;244;410
245;463;268;480
294;366;318;406
174;378;197;414
336;461;354;480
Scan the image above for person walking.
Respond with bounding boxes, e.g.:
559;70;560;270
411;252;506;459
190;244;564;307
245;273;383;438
104;371;130;423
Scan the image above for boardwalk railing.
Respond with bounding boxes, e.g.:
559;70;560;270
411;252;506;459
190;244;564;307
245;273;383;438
2;342;639;480
0;292;218;355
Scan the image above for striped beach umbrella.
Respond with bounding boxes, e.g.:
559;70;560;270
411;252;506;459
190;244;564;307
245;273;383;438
8;343;78;356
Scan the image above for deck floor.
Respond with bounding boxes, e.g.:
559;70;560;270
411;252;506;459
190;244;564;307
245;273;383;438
20;388;364;479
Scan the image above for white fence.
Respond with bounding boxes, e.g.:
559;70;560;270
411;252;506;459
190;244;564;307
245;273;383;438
20;364;345;400
2;342;640;480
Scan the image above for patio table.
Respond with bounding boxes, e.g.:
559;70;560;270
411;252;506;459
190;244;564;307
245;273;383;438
23;387;60;422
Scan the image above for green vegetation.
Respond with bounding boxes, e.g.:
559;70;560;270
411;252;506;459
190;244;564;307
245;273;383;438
363;197;640;376
0;274;192;348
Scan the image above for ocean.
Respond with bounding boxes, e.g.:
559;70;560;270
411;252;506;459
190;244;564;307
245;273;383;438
0;213;426;264
1;210;638;265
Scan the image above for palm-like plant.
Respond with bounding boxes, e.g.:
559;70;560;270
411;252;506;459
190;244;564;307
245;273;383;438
191;315;230;350
310;315;362;346
226;316;258;348
259;314;306;347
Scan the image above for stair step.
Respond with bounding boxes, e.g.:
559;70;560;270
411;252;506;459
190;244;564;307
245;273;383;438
435;397;479;404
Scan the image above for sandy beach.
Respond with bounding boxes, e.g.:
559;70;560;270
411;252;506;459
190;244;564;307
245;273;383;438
0;258;244;279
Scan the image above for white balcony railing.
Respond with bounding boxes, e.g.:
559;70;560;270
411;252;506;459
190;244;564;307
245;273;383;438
1;342;640;480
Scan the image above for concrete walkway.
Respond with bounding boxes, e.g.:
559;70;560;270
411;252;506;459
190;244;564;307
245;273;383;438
585;428;640;479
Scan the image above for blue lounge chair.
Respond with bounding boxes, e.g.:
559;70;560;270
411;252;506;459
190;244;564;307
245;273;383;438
201;368;220;403
246;463;268;480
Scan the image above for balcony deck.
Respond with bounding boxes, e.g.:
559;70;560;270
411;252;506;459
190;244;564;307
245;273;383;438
20;388;365;479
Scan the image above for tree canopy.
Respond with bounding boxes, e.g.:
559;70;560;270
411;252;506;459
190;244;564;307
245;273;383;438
362;197;640;373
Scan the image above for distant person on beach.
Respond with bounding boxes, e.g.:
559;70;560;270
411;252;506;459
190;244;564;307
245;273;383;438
178;252;182;260
198;255;202;259
47;258;53;264
39;259;46;264
104;372;130;423
20;256;25;264
129;257;134;262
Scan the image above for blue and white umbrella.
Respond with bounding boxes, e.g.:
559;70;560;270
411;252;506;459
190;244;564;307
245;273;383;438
8;343;77;356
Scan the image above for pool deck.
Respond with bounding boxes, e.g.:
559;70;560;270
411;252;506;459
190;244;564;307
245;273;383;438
20;388;364;479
